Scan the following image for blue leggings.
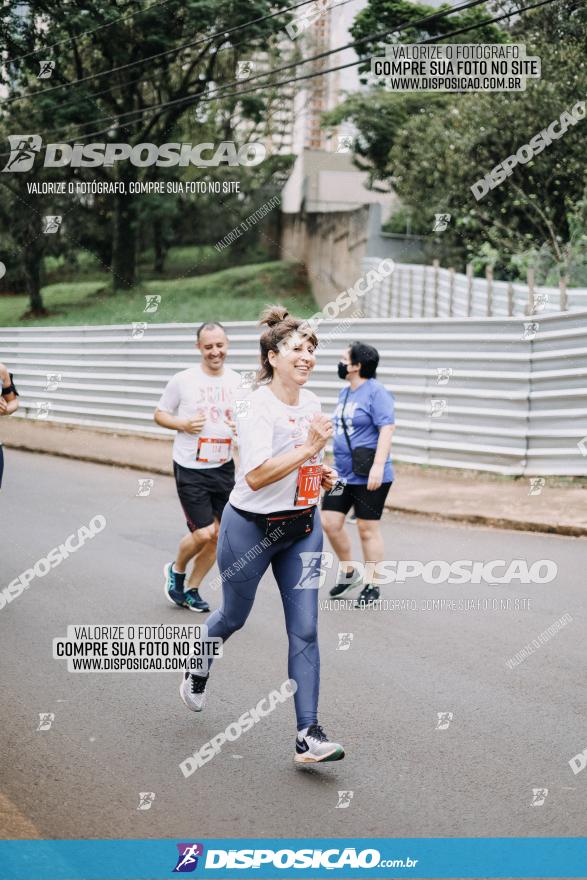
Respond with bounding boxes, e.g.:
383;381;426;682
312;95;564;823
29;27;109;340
204;503;323;730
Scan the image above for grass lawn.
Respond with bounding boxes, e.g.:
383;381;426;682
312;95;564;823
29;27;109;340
0;256;317;327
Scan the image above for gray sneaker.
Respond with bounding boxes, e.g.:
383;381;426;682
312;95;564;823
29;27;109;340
294;723;345;763
329;567;362;597
179;672;209;712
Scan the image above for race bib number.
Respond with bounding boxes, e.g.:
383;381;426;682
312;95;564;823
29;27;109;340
197;437;231;463
294;464;322;507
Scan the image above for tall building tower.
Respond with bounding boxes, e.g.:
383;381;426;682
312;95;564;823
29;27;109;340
290;0;367;155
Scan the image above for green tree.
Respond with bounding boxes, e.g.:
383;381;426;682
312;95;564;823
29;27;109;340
326;0;587;277
387;4;587;275
0;0;296;298
323;0;506;181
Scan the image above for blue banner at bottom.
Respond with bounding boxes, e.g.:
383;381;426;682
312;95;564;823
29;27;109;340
0;838;585;879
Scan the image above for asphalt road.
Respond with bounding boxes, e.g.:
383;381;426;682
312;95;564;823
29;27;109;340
1;448;586;842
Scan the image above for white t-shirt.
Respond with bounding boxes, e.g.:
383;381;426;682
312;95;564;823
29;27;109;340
229;384;324;514
157;364;242;469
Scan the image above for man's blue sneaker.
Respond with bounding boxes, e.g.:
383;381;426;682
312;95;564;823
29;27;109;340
183;589;210;613
164;562;187;607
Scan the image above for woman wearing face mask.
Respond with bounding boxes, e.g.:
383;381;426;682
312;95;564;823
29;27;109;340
179;306;345;764
321;342;395;607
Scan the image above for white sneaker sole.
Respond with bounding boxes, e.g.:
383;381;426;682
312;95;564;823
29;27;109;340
183;602;210;613
294;745;345;764
179;679;206;713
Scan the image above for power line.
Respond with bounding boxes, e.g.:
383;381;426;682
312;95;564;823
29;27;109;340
0;0;559;157
168;0;563;111
3;0;175;65
10;0;357;120
2;0;321;105
26;0;494;137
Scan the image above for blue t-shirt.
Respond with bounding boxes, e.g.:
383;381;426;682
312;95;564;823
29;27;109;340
332;379;395;485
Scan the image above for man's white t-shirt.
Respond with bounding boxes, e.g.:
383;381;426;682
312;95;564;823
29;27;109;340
157;364;242;469
229;384;324;514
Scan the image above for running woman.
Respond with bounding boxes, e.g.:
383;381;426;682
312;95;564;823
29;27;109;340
179;306;345;764
321;342;395;607
0;363;19;489
155;322;241;612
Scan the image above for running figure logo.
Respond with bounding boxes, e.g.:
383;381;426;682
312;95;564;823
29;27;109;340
234;399;251;418
532;292;549;313
45;372;62;392
37;712;55;731
173;843;204;872
428;398;447;418
137;792;156;810
523;322;539;341
236;60;255;79
336;135;354;153
435;367;453;385
42;215;62;233
336;790;354;808
528;477;545;496
2;134;42;173
433;213;451;232
131;321;148;339
530;788;548;806
239;371;257;389
143;294;161;313
136;479;154;497
296;551;333;589
435;712;453;730
34;401;51;419
38;60;55;79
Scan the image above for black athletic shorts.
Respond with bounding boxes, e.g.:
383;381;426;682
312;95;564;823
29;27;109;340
173;459;235;532
321;480;392;521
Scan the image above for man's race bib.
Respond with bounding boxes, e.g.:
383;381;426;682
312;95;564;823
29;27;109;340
196;437;231;463
294;463;322;507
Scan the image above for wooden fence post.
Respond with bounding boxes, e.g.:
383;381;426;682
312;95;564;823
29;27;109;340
388;270;394;317
408;267;414;318
466;263;473;316
507;282;514;317
559;274;568;311
396;266;402;317
448;267;455;318
433;259;439;318
526;267;535;315
420;265;426;317
485;265;493;317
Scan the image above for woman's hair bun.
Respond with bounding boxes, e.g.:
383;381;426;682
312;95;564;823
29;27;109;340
258;304;289;328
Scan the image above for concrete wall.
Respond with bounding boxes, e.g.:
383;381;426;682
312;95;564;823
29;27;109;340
281;206;370;309
281;203;427;308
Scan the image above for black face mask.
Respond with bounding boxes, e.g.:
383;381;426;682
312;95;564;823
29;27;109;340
337;362;349;380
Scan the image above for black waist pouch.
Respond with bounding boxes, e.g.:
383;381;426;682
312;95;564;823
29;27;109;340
340;388;376;477
351;447;377;476
232;504;315;541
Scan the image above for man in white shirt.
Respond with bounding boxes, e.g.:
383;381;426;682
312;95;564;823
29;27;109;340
155;322;242;612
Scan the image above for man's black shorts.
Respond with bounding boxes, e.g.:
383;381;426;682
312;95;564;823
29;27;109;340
173;460;235;531
321;481;392;521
